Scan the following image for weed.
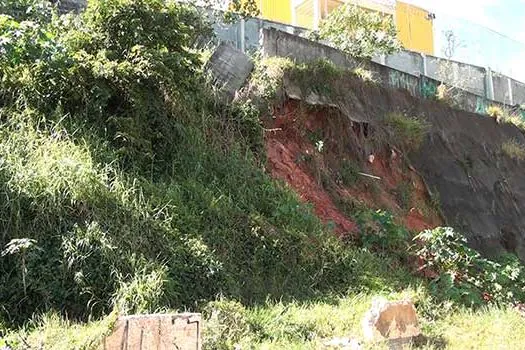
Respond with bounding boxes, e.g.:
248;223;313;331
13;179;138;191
394;181;413;211
288;59;344;96
486;105;504;118
249;57;294;102
384;112;430;152
339;159;361;186
500;112;525;131
502;139;525;161
352;67;377;84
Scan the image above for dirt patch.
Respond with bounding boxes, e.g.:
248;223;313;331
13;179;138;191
264;100;442;236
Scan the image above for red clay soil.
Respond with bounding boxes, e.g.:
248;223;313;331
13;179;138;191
264;100;442;236
266;138;358;235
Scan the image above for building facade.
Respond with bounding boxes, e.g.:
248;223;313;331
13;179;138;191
256;0;434;55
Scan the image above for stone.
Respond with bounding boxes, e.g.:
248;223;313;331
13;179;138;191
362;298;420;344
103;313;201;350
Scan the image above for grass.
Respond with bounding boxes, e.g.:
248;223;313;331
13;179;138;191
384;113;430;152
502;139;525;160
201;291;525;349
339;159;362;186
2;312;117;350
486;105;504;119
501;113;525;130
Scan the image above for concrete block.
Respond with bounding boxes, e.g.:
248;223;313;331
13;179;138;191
103;313;201;350
206;43;254;99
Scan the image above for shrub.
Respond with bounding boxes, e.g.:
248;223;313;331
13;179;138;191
502;139;525;161
316;3;401;59
413;227;525;306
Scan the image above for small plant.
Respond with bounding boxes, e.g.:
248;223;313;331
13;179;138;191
339;159;361;186
203;299;250;350
353;67;377;84
315;140;324;153
486;105;504;119
502;139;525;161
395;181;413;211
2;239;41;296
384;113;430;151
358;209;409;252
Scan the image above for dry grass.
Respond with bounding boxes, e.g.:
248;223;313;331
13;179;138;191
502;139;525;160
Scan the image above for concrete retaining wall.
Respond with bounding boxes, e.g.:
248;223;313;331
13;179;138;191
262;28;509;117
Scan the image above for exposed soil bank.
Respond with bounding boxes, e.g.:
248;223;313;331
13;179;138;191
264;100;441;237
267;70;525;261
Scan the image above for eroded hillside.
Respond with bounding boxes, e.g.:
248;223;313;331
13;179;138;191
250;57;525;261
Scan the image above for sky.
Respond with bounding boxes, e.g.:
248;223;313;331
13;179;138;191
401;0;525;81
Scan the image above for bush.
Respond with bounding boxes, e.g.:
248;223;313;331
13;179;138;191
358;209;409;252
413;227;525;306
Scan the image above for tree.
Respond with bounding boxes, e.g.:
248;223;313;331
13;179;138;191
435;30;473;105
315;3;401;59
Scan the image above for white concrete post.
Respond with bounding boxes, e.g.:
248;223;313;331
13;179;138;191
240;18;246;53
508;77;514;105
313;0;320;30
421;53;428;76
486;67;495;100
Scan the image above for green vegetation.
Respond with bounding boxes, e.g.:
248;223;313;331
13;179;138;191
502;139;525;160
0;0;358;329
384;112;430;152
339;159;361;186
315;3;401;59
414;227;525;306
2;1;525;349
395;181;414;211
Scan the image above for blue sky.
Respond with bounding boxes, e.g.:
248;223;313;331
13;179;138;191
403;0;525;81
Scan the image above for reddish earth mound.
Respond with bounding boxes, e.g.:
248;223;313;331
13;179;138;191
264;100;442;236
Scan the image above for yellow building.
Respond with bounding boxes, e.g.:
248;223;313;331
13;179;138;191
395;1;434;55
255;0;434;55
256;0;293;24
